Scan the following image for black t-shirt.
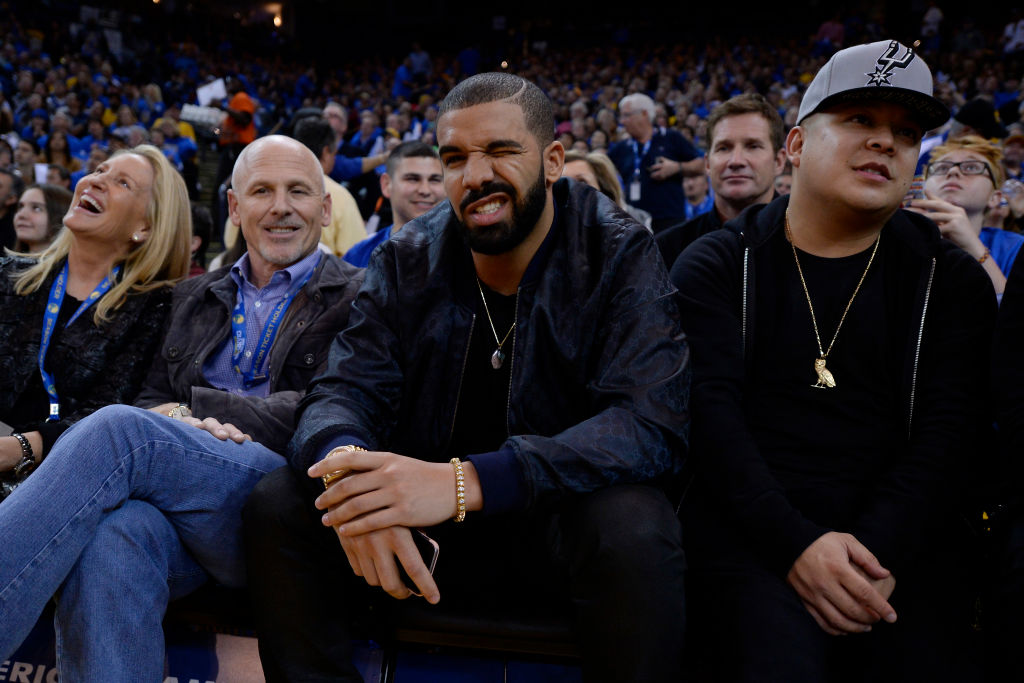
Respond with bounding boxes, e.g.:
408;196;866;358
448;282;518;459
746;229;901;528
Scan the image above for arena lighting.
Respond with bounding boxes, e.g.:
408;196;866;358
273;14;282;26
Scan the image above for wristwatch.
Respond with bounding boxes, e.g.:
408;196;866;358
167;403;192;420
321;445;367;489
11;431;37;477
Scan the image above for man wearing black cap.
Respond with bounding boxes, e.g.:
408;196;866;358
674;40;994;681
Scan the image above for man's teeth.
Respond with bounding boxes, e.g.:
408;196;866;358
268;227;296;233
474;201;503;215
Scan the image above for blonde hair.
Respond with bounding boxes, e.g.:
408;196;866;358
928;135;1005;187
13;144;191;324
564;149;625;206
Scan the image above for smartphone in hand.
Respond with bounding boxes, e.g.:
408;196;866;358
903;177;925;207
397;528;439;596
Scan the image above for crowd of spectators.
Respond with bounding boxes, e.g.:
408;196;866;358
2;6;1022;227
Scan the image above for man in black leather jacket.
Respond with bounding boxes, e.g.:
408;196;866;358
244;73;690;683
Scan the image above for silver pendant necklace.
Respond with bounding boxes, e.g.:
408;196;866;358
476;278;517;370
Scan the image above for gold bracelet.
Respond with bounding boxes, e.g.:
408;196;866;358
321;445;367;489
978;248;991;265
450;457;466;522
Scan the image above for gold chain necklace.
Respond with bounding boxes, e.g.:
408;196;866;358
476;278;517;370
785;212;880;389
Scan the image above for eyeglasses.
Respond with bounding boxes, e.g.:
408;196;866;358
926;160;994;180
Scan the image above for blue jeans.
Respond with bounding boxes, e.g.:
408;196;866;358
0;404;286;681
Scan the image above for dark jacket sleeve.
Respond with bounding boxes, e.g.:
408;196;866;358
133;311;178;409
189;385;304;453
673;231;830;576
289;248;404;471
850;244;996;575
996;253;1024;500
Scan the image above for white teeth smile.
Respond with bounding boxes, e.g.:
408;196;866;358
267;227;297;233
80;195;102;213
473;201;503;215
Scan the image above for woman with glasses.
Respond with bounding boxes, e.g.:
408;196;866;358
908;135;1022;297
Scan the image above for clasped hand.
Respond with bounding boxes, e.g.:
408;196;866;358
786;531;897;636
149;403;251;443
308;450;456;604
308;449;457;535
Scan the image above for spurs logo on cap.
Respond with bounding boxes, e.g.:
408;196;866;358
865;41;915;87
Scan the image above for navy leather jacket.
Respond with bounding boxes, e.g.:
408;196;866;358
290;179;690;512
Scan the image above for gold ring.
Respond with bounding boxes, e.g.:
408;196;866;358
321;468;349;489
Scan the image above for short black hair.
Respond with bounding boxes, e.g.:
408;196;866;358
386;141;439;176
438;72;554;147
292;116;338;157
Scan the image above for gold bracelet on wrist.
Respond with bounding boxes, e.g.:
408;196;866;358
450;457;466;522
978;248;991;265
321;445;367;489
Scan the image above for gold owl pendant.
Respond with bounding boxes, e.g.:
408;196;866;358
813;357;836;389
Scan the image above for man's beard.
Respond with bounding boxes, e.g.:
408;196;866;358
453;167;547;256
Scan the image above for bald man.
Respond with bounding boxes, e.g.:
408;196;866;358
0;135;364;681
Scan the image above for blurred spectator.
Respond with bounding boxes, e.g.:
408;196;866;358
683;173;714;221
562;149;653;230
608;93;703;232
344;141;445;268
71;147;110;190
0;168;25;249
656;93;785;268
909;136;1022;297
45;165;71;191
1002;8;1024;54
43;132;82;175
11;184;72;254
14;140;40;183
1004;132;1024;182
0;141;14;168
774;170;793;195
188;203;213;277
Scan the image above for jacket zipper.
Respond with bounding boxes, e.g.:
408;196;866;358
742;244;750;358
505;290;521;437
445;313;475;452
907;257;936;438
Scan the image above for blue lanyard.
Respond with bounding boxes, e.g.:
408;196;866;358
230;266;315;388
632;139;652;179
40;261;119;421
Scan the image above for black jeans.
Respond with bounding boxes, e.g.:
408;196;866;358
686;551;982;683
242;466;687;683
